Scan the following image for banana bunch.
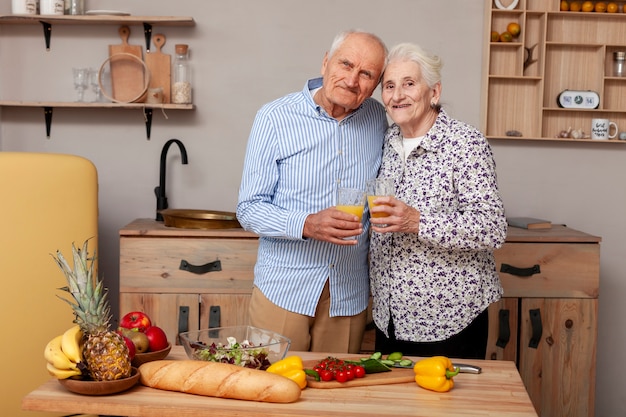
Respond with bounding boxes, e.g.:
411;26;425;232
44;325;85;379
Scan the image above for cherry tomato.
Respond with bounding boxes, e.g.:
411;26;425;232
319;369;334;381
353;365;366;378
335;370;348;383
345;368;355;380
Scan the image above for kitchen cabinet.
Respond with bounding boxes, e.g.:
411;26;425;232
481;0;626;143
0;14;195;138
120;220;600;416
119;219;258;344
486;225;600;417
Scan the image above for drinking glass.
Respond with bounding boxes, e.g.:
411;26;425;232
336;187;366;240
366;178;395;219
72;67;89;102
88;68;103;103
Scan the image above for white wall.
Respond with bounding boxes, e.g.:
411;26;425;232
1;1;623;415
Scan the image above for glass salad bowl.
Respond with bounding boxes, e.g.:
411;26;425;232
179;326;291;370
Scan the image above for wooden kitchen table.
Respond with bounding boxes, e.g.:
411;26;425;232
23;346;537;417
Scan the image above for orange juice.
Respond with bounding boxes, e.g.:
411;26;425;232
336;205;364;220
367;195;389;218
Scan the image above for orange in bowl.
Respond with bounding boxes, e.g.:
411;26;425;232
607;2;618;12
570;1;582;11
595;1;607;12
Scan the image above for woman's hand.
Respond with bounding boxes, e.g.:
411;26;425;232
369;196;420;234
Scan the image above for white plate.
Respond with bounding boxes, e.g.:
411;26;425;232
85;10;130;16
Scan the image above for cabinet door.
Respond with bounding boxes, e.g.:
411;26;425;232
519;298;597;417
486;298;518;361
119;293;200;345
199;294;251;329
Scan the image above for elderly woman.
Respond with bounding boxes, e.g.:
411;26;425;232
368;43;507;359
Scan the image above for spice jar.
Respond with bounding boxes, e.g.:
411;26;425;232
614;51;625;77
172;44;192;104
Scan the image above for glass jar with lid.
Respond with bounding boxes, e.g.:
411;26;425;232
172;44;192;104
613;51;625;77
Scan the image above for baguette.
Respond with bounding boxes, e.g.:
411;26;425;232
139;360;301;403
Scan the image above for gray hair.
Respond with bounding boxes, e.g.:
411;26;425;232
386;42;443;89
328;29;388;63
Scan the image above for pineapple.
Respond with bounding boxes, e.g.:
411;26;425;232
52;239;131;381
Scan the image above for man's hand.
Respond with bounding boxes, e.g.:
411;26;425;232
303;207;363;245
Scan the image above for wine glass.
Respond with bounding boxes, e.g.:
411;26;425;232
88;68;103;103
72;67;89;102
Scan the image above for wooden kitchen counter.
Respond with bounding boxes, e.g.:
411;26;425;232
23;346;537;417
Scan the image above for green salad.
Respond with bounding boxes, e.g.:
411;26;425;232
192;337;271;370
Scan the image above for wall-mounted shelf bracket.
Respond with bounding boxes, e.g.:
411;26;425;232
143;22;153;52
43;106;53;138
144;107;153;140
40;21;52;50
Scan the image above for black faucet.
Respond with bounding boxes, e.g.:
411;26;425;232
155;139;188;221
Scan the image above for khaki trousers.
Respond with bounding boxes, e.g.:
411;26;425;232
249;281;367;354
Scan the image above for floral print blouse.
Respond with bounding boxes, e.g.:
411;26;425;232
370;109;507;342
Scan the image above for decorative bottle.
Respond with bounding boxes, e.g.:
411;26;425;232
172;44;192;104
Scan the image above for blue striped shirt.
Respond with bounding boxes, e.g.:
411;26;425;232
237;78;388;317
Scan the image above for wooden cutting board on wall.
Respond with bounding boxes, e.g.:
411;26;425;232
145;34;171;103
108;25;145;103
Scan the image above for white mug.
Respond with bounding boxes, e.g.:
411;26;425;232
591;118;618;140
40;0;65;15
12;0;37;14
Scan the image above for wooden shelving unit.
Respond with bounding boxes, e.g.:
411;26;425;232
481;0;626;143
0;14;195;138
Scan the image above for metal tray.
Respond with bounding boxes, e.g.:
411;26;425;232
158;209;241;229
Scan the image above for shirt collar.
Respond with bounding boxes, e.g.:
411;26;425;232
304;77;363;121
389;109;448;154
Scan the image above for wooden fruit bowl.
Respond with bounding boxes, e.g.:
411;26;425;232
58;367;140;395
131;343;172;367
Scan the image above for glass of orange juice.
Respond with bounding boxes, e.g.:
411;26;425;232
366;178;395;219
336;187;366;239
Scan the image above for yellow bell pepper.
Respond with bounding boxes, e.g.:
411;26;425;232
413;356;460;392
266;356;307;389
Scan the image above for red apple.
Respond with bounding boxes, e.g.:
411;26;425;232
121;335;136;360
120;311;152;332
144;326;169;352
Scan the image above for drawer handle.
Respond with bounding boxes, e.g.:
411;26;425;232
500;263;540;277
177;305;189;344
208;305;221;337
179;259;222;274
528;308;542;349
496;309;510;349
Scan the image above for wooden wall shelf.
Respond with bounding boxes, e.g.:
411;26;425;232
0;14;195;139
481;1;626;144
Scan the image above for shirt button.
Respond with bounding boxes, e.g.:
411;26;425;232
329;264;335;269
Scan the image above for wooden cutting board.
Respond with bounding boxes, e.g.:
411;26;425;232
108;25;145;103
145;33;171;103
304;358;415;389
